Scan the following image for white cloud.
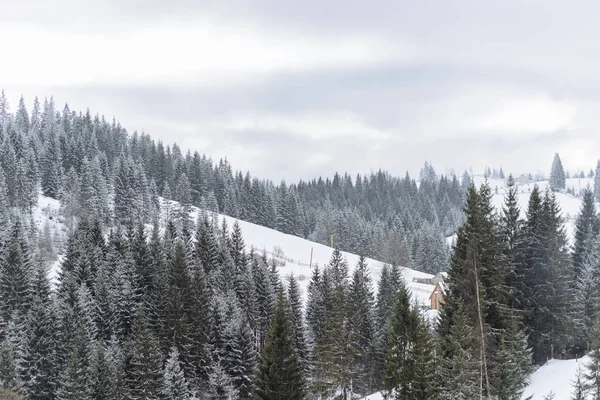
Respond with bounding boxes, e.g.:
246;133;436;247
214;111;392;141
0;20;401;88
398;85;577;142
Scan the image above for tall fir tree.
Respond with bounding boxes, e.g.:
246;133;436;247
549;153;566;192
256;291;305;400
572;187;599;282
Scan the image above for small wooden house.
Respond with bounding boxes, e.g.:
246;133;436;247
429;282;446;310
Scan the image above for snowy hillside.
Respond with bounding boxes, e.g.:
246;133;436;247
183;200;438;309
522;355;590;399
33;193;437;309
361;354;591;400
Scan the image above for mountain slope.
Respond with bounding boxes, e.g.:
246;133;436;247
34;193;438;309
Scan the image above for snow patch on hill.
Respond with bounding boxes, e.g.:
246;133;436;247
521;355;590;399
31;193;438;310
179;200;437;309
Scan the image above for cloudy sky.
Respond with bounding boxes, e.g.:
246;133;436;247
3;0;600;181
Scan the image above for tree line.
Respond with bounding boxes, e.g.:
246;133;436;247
0;91;452;274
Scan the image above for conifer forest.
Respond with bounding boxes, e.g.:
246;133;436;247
2;92;600;400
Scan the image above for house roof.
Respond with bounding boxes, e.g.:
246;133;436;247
428;282;446;300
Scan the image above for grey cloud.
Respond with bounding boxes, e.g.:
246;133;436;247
5;0;600;181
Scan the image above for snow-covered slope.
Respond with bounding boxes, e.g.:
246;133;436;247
361;355;590;400
186;203;437;309
522;355;589;399
32;193;437;309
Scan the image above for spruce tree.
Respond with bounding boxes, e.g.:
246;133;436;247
436;300;479;400
573;235;600;352
347;256;376;395
287;275;308;372
571;366;586;400
0;221;33;326
382;282;416;398
256;291;305;400
572;187;598;282
585;316;600;399
594;160;600;201
20;266;57;400
126;311;163;400
56;346;90;400
162;347;191;400
549;153;566;192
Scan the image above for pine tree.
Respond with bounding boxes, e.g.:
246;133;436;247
490;332;531;400
56;346;90;400
312;250;353;399
89;340;115;400
0;324;21;393
572;187;598;282
306;265;324;353
574;235;600;352
253;255;275;349
20;266;57;400
594;160;600;202
0;221;33;325
549;153;566;192
165;240;194;369
347;256;376;395
256;291;305;400
162;347;191;400
287;275;308;373
206;362;238;400
126;311;163;400
571;366;586;400
586;316;600;399
436;300;479;400
382;281;411;393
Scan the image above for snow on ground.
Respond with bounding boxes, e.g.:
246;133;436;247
360;355;591;400
190;203;437;309
522;355;590;399
361;392;384;400
163;199;437;308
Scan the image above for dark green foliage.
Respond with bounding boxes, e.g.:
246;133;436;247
256;292;305;400
347;256;376;395
383;283;435;400
0;221;33;326
572;188;598;282
126;312;163;400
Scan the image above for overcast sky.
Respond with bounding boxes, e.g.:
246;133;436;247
3;0;600;181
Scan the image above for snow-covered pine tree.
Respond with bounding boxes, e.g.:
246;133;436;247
571;366;586;400
287;274;309;373
586;315;600;399
549;153;566;192
56;346;90;400
206;362;238;400
347;256;376;395
162;347;191;400
126;310;163;400
435;300;479;400
20;265;57;400
382;280;417;398
0;221;33;327
594;160;600;202
573;234;600;353
572;187;599;283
